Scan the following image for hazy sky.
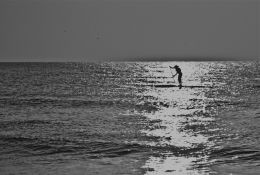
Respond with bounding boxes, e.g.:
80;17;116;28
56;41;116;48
0;0;259;61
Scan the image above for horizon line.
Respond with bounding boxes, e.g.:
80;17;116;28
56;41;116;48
0;56;259;62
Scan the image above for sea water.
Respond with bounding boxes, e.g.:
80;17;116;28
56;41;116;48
0;61;259;175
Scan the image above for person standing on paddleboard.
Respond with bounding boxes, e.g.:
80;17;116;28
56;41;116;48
169;65;182;86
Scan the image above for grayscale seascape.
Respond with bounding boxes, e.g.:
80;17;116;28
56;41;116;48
0;61;259;175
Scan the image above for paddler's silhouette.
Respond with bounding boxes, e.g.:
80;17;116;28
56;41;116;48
169;65;182;88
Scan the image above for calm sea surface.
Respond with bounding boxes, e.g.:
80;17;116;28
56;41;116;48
0;61;259;175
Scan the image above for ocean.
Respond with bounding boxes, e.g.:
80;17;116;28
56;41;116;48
0;61;259;175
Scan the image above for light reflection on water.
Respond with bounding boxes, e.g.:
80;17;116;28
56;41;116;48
143;154;211;175
134;62;218;174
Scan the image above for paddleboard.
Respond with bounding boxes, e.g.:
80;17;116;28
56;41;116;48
141;84;212;88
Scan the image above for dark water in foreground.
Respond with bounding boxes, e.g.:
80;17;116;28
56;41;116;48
0;61;259;175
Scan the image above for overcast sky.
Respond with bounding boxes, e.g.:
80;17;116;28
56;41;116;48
0;0;259;61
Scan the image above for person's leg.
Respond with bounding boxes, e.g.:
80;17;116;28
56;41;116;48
178;74;182;85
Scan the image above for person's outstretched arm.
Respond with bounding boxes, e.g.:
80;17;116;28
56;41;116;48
169;66;177;77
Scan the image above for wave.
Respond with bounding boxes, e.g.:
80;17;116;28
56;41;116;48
0;96;163;112
0;120;51;127
0;134;207;158
210;146;260;163
0;135;144;157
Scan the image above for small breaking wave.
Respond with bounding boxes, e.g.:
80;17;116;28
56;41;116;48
210;146;260;164
0;133;208;159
